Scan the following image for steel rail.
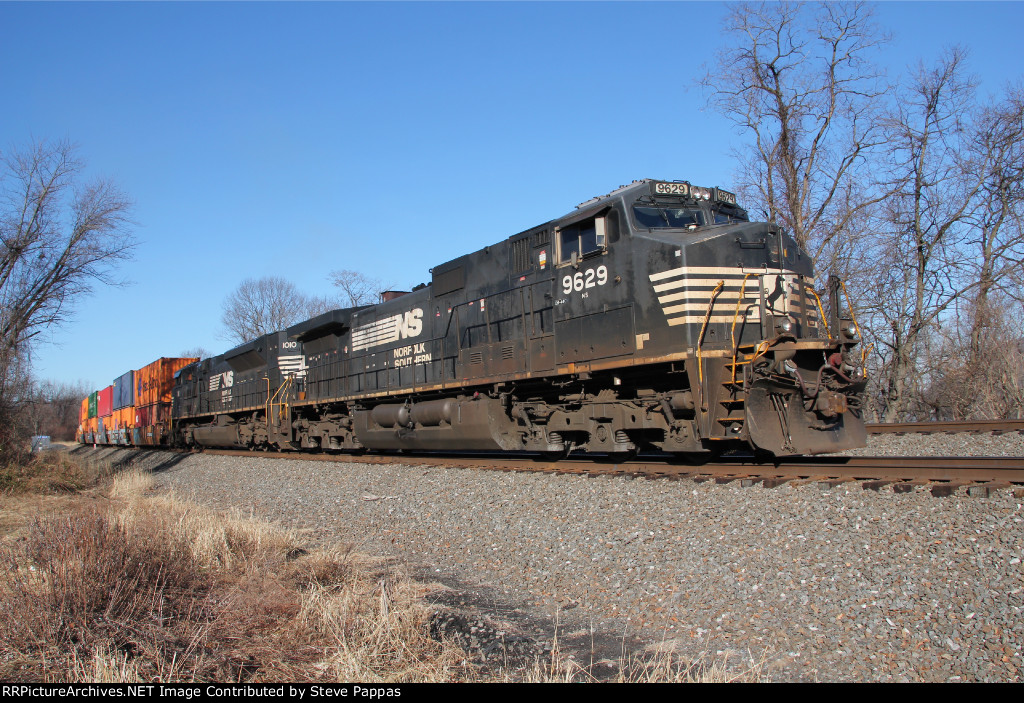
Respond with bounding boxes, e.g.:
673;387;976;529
199;448;1024;486
867;420;1024;434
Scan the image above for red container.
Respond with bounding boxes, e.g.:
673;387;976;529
97;386;113;418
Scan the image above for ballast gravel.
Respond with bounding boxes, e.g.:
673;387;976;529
93;438;1024;683
841;431;1024;457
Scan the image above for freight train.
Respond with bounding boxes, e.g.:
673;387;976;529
78;179;867;458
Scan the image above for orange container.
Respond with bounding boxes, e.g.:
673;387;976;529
77;397;88;443
85;415;98;443
135;357;197;406
113;406;131;434
109;406;133;445
134;357;197;445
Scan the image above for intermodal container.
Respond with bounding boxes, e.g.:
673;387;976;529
135;402;174;429
114;406;134;430
78;397;89;443
88;391;98;419
108;406;131;444
134;357;198;445
135;357;198;406
113;371;134;410
97;386;113;418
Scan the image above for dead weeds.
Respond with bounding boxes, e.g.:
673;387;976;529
0;452;766;683
0;466;473;683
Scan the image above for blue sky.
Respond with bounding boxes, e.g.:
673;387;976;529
3;1;1023;389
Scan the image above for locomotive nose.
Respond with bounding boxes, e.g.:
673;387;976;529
727;221;801;271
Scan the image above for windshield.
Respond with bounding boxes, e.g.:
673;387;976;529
633;206;704;229
711;209;749;224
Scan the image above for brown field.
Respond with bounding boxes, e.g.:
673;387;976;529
0;451;761;683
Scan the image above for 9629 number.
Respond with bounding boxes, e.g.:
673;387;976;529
562;265;608;295
653;182;689;195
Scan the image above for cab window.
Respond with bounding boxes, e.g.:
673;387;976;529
633;206;704;229
557;216;607;265
711;208;749;224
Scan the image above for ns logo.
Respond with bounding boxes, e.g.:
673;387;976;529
397;309;423;339
352;307;425;351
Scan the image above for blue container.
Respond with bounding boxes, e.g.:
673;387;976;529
113;371;134;410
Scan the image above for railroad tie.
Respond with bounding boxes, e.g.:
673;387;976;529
861;479;896;492
891;480;929;494
815;478;855;490
966;481;1012;498
930;481;969;498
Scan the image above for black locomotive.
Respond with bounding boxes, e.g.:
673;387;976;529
172;179;867;457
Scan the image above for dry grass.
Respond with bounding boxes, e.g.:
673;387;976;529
0;466;474;683
0;450;105;495
0;453;766;683
516;631;766;683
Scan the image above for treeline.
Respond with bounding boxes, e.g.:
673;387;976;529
18;380;92;442
703;1;1024;422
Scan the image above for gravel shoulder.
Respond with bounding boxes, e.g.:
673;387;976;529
78;441;1024;682
840;431;1024;457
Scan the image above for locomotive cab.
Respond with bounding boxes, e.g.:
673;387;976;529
620;179;866;456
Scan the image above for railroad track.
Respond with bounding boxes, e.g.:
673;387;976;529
201;448;1024;497
867;419;1024;434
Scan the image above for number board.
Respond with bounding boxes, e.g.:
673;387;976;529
651;181;690;197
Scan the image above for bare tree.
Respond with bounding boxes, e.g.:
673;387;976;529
701;1;890;266
0;139;134;457
305;294;339;318
703;6;1024;422
328;269;384;307
866;48;990;421
920;298;1024;420
22;378;92;440
962;84;1024;364
911;85;1024;421
178;347;211;361
220;276;335;345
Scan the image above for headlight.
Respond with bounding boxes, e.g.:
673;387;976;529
843;322;857;337
776;317;793;334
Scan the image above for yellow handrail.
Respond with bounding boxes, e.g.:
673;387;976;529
729;273;756;385
839;279;869;374
696;280;724;411
266;375;294;430
807;287;831;339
